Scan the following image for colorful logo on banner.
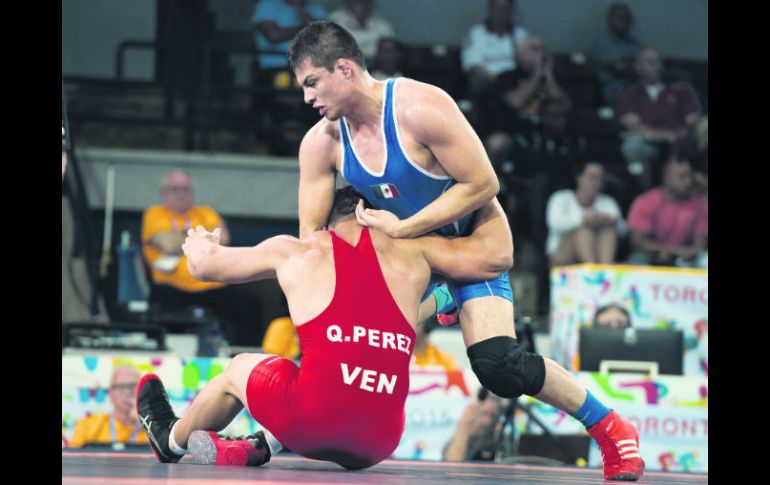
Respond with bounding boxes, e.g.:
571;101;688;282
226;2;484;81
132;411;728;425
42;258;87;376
550;264;708;376
394;365;474;461
658;450;703;472
409;368;470;397
586;373;707;407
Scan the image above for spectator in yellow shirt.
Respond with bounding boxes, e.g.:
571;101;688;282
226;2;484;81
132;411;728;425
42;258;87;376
69;365;148;447
141;170;264;347
262;315;300;360
411;315;459;371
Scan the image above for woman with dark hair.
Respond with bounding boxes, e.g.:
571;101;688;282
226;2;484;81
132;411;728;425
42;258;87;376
546;161;625;266
593;302;631;329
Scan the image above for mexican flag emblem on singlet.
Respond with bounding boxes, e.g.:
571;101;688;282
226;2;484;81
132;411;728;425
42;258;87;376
371;183;401;199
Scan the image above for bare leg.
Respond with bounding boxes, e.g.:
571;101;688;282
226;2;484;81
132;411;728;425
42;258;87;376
550;232;578;266
459;296;515;347
534;358;587;414
573;227;597;263
551;227;597;266
596;226;618;264
172;353;274;447
461;298;588;415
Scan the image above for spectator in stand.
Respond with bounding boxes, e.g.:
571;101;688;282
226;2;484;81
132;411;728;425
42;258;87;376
546;161;624;266
329;0;394;65
593;302;632;329
251;0;327;155
592;2;641;106
481;36;573;246
626;151;707;267
615;46;703;190
370;37;405;80
252;0;327;86
68;365;149;448
411;313;460;371
142;170;265;347
482;35;572;164
461;0;528;97
443;389;505;461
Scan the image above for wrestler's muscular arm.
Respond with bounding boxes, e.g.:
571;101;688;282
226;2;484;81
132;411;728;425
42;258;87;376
298;121;340;239
182;226;300;284
406;201;513;282
357;79;500;238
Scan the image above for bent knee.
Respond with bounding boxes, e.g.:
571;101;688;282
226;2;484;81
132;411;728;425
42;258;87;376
467;336;546;398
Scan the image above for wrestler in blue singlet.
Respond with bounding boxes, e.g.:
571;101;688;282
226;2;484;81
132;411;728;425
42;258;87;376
339;78;512;307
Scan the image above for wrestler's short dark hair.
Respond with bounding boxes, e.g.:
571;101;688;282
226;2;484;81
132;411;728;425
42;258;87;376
289;20;366;73
328;185;372;227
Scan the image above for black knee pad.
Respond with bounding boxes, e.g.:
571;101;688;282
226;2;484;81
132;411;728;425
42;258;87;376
466;336;546;398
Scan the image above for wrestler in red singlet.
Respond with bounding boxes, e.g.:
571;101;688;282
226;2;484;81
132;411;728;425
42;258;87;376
246;228;415;469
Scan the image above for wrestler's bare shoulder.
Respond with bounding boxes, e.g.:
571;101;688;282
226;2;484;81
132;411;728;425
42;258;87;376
393;78;459;131
395;78;455;109
300;118;341;156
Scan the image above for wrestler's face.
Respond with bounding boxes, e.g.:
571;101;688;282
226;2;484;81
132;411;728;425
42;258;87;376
295;58;353;121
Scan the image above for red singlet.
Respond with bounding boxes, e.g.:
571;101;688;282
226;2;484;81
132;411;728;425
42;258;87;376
246;228;416;469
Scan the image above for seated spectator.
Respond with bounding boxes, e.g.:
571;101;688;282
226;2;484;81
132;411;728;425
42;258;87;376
251;0;327;155
546;161;625;266
68;365;148;448
461;0;528;97
142;170;264;346
411;314;460;371
616;46;703;190
592;2;641;106
626;152;708;267
508;98;586;243
329;0;394;65
262;315;300;359
252;0;327;86
370;37;405;80
482;34;572;164
443;390;505;461
686;117;708;198
593;302;631;329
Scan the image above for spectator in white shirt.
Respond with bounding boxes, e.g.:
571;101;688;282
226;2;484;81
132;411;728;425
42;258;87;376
461;0;528;96
546;161;625;266
329;0;394;64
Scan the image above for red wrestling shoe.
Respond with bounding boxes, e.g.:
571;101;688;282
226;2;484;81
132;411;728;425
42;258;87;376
587;411;645;481
437;310;459;327
188;430;271;466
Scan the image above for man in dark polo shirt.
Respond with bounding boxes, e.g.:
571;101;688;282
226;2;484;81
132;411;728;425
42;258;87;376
615;47;702;190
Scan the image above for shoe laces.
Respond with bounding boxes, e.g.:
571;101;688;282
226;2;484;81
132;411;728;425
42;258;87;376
219;431;263;443
146;385;176;425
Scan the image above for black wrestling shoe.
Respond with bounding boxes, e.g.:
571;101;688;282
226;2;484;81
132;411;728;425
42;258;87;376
136;373;182;463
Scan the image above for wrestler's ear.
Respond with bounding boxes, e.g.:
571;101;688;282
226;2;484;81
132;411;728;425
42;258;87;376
336;58;354;79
